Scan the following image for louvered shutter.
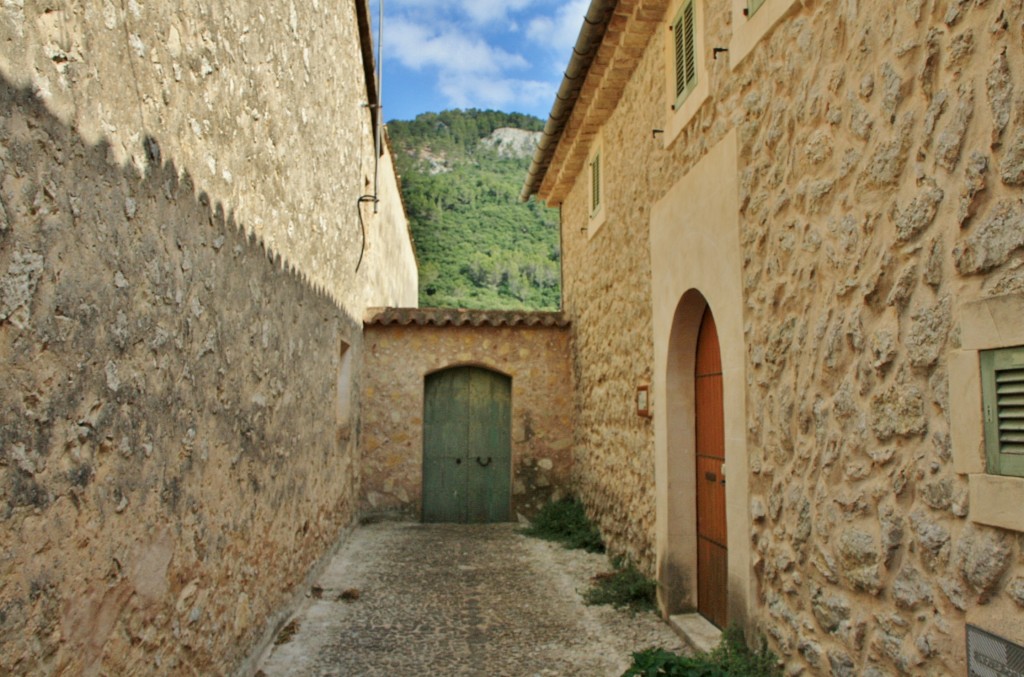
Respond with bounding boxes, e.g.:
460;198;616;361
981;346;1024;477
673;0;697;109
590;153;601;214
683;2;696;87
673;10;686;98
748;0;766;17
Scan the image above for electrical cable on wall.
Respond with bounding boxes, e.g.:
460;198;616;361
356;0;384;273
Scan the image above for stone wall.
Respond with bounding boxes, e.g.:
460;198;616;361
0;0;415;312
0;1;415;674
361;310;574;520
559;169;658;569
553;0;1024;673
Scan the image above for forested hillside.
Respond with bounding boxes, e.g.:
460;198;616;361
387;110;561;310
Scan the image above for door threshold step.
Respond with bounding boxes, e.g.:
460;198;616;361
668;613;722;654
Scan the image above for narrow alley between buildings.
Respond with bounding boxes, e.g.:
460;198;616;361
254;523;683;676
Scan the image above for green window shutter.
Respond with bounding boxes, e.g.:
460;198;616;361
673;0;697;109
590;152;601;214
673;11;686;98
981;346;1024;477
747;0;766;17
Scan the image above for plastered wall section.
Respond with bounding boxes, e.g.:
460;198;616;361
362;145;419;309
649;130;751;624
0;1;415;675
555;0;1024;674
360;323;574;519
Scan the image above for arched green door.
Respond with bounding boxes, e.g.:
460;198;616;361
423;367;511;523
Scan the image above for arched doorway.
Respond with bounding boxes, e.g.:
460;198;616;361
651;134;750;635
422;366;511;523
695;307;727;628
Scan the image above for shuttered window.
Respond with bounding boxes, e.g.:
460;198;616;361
981;346;1024;477
747;0;766;17
673;0;697;109
590;152;601;214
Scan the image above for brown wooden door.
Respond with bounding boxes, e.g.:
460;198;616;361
695;307;727;628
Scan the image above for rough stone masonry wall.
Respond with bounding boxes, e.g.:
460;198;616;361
559;0;1024;674
361;323;574;520
559;180;658;570
737;2;1024;674
0;1;415;675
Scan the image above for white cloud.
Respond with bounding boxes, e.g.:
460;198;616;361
389;19;528;75
386;0;540;26
526;0;590;54
371;0;578;115
438;73;552;111
459;0;538;25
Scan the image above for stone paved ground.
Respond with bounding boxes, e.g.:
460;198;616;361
255;522;685;676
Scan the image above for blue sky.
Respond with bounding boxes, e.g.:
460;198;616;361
368;0;590;123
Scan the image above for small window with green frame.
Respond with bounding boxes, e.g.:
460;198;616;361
672;0;697;110
590;151;601;215
981;345;1024;477
746;0;766;18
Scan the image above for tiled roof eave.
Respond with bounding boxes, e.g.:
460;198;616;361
364;308;571;329
521;0;668;205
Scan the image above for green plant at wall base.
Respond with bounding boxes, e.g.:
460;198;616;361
584;563;658;613
520;497;605;553
622;627;782;677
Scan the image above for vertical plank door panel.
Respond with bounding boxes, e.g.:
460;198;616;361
695;307;728;628
423;369;469;522
466;369;512;522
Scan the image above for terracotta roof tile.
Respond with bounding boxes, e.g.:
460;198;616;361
364;307;570;328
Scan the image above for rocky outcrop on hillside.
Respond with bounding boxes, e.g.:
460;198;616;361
385;110;560;310
480;128;541;159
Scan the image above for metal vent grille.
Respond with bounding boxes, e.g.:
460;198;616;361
967;625;1024;677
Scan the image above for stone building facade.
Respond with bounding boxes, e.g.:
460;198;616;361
0;1;416;674
524;0;1024;674
360;308;574;521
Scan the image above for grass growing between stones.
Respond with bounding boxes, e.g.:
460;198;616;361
521;497;605;553
273;619;300;646
584;562;658;613
523;499;658;612
621;626;781;676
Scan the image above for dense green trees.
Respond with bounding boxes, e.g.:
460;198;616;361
388;109;560;310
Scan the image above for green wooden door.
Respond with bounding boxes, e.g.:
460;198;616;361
423;367;511;523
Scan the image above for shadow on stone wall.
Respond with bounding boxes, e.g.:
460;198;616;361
0;75;358;674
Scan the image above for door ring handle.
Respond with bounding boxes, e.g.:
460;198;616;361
476;456;492;467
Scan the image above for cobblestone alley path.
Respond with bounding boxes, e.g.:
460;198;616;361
255;522;684;676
